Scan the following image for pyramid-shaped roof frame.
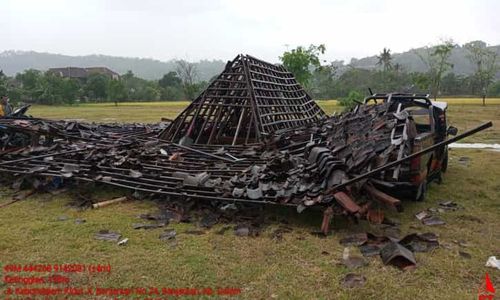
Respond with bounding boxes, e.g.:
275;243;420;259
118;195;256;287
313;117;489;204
159;54;326;145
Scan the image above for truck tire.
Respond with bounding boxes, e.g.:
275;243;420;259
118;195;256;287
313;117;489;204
415;179;427;202
442;150;449;173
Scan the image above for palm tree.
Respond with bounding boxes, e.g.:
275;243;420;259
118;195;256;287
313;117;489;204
376;48;393;71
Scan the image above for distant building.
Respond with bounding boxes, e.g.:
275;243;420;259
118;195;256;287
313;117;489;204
48;67;119;80
85;67;120;80
48;67;88;79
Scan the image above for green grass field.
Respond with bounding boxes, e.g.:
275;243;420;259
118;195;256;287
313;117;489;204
1;99;499;299
30;98;500;142
29;98;500;123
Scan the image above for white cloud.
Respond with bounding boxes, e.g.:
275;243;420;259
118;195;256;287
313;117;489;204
1;0;499;62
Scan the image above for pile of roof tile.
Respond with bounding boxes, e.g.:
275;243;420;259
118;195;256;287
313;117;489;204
2;54;488;230
0;101;413;214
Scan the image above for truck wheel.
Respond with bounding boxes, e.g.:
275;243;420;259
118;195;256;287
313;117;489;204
442;151;449;173
415;179;427;202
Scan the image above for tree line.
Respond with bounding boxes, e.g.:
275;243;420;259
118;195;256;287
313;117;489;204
281;40;500;106
0;60;207;105
1;41;499;106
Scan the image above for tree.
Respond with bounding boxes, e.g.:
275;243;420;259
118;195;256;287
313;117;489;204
142;86;161;101
107;79;127;105
15;69;43;101
158;71;183;100
280;44;326;87
85;74;109;101
376;48;393;71
122;70;135;81
339;91;362;110
440;73;470;96
38;73;65;104
160;86;184;100
159;71;182;89
416;40;456;100
464;41;499;105
489;80;500;97
176;60;199;101
0;70;8;97
310;62;338;99
60;78;80;105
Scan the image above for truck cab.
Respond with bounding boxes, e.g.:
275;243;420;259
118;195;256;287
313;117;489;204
364;93;456;201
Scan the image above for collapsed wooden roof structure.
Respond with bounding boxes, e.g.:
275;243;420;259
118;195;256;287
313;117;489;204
159;54;326;145
0;55;492;236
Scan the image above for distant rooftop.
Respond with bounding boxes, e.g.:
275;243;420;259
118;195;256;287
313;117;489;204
48;66;119;79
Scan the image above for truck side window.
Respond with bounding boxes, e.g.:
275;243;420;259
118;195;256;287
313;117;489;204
404;107;432;134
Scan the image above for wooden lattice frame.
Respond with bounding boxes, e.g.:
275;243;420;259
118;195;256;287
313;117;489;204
159;54;326;145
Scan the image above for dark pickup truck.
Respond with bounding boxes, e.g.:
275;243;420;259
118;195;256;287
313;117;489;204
365;93;457;201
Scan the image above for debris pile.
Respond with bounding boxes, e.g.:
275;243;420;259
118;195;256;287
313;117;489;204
1;118;162;153
0;102;490;222
0;55;492;234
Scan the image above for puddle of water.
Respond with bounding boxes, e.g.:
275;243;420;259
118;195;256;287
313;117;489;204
449;143;500;151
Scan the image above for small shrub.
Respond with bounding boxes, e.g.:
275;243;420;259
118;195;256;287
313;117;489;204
339;91;362;110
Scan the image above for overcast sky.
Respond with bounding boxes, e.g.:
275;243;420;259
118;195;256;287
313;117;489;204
2;0;499;63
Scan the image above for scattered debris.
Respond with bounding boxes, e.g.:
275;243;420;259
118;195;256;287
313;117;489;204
454;239;470;248
380;241;417;270
159;229;177;241
117;238;129;246
132;223;166;230
234;225;250;237
399;233;439;252
74;218;86;224
92;196;128;209
341;273;366;288
340;233;368;246
57;215;69;221
342;256;368;269
359;244;382;257
415;211;429;221
367;209;384;224
199;213;218;228
271;226;293;241
485;256;500;270
341;247;368;269
184;230;205;235
422;216;446;226
94;230;121;242
459;251;472;259
382;225;401;239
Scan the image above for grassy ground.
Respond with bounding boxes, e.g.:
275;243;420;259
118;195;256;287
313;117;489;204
30;98;500;142
1;100;499;299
